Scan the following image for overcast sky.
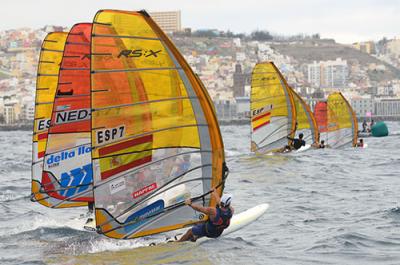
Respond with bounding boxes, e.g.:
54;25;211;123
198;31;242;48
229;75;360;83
2;0;399;44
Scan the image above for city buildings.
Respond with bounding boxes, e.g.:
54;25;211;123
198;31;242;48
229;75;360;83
1;24;400;124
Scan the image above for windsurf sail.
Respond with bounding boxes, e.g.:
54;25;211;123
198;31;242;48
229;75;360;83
250;62;296;154
327;92;358;147
31;32;68;206
288;87;319;145
314;92;358;148
90;10;226;239
32;23;94;208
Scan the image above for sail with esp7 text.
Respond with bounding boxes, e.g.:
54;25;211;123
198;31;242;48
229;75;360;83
89;10;226;239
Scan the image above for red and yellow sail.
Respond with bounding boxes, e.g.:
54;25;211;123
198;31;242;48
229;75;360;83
314;92;358;148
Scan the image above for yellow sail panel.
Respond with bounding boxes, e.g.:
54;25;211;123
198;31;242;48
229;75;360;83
326;92;357;148
289;87;319;144
91;10;225;239
250;62;296;153
31;32;68;205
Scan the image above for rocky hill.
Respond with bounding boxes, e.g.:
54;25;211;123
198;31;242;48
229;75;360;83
270;39;400;82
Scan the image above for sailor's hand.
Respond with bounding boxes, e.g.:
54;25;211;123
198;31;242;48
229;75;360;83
185;198;192;206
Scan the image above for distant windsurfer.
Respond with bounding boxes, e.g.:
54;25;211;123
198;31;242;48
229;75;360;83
362;120;368;132
312;140;330;149
178;189;233;242
369;120;375;132
286;133;306;150
356;138;364;148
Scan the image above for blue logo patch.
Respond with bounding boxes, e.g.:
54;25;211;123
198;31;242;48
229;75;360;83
123;200;165;233
59;163;92;197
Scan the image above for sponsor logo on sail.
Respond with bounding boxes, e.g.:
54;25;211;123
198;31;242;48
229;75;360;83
46;145;91;168
132;183;157;199
124;200;165;233
109;178;126;194
117;49;162;58
59;163;92;197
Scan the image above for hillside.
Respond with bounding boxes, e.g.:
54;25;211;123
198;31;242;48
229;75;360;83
271;40;400;82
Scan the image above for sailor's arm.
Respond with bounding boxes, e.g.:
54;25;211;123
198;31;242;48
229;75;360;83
185;199;216;217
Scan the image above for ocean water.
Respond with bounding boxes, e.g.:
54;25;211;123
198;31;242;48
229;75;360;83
1;122;400;265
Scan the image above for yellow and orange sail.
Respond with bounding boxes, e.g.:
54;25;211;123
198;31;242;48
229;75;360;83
250;62;297;153
314;92;358;147
90;10;226;239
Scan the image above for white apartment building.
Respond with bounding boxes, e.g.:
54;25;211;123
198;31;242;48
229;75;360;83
149;11;181;33
4;103;17;124
307;61;321;88
307;58;348;88
375;98;400;116
351;96;374;116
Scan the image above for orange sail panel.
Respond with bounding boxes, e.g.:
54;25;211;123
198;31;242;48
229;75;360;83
91;10;225;239
41;23;93;207
31;32;68;207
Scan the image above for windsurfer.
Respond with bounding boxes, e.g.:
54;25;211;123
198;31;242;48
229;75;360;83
178;189;233;242
356;138;364;148
362;120;367;132
369;120;375;131
312;140;329;149
287;133;306;150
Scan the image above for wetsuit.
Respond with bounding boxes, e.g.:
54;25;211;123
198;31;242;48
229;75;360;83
287;137;306;150
192;206;233;239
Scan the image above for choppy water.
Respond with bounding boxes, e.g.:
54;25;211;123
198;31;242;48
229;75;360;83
1;122;400;265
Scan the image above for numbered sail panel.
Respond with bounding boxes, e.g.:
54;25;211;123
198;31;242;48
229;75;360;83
250;62;296;153
327;92;358;147
32;32;69;206
289;87;319;144
39;23;94;208
91;10;224;239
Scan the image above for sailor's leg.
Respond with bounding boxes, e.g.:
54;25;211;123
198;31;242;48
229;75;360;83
178;228;194;242
88;202;94;213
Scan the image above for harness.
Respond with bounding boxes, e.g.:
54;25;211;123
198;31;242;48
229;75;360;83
205;206;232;237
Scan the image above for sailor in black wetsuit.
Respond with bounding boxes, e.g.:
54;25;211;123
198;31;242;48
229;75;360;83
178;189;233;242
287;133;306;150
